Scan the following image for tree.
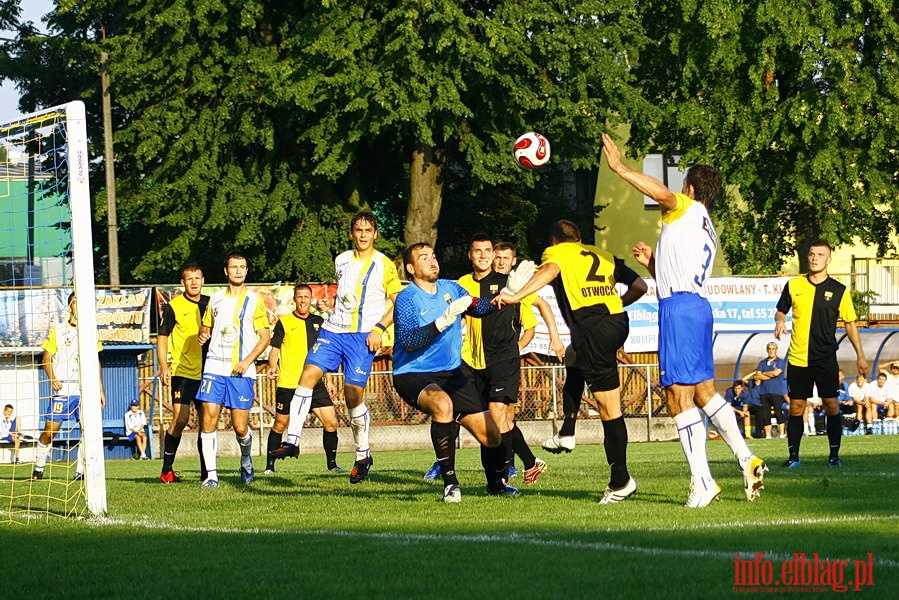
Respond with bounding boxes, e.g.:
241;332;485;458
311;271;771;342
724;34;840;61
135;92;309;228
2;1;654;283
630;0;899;273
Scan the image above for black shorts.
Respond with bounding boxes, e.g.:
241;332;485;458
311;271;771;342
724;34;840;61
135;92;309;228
393;369;484;418
787;358;840;400
461;358;520;406
572;312;629;393
274;384;332;415
170;376;201;406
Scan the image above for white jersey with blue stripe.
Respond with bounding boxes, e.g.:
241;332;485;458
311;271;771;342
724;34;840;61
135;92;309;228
656;193;718;300
324;250;402;335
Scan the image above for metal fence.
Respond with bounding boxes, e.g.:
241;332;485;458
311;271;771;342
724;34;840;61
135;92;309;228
142;359;669;447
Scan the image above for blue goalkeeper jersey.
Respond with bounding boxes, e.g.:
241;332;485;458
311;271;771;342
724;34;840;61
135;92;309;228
393;279;469;375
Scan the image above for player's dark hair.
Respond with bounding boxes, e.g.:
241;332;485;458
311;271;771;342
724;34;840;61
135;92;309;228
403;242;432;267
549;220;581;244
468;232;493;250
294;283;312;294
66;291;76;305
685;164;723;209
493;241;516;254
223;251;248;269
4;404;12;411
351;210;378;232
181;263;203;279
809;239;833;252
733;380;744;387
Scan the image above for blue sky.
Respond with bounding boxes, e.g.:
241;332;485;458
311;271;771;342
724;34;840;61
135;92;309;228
1;1;52;121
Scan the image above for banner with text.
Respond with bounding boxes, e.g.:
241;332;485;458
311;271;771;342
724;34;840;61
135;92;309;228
521;277;793;355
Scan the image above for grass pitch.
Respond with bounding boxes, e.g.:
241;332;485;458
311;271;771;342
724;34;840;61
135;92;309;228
3;435;897;598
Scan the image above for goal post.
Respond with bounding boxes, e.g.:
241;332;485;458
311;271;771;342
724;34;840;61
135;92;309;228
66;101;107;515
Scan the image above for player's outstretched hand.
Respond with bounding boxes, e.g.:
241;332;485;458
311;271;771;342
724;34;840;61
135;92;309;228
503;260;536;295
435;296;472;332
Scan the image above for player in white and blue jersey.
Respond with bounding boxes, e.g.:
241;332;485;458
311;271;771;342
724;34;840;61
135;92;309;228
269;211;403;484
195;251;271;488
392;242;519;502
602;134;767;508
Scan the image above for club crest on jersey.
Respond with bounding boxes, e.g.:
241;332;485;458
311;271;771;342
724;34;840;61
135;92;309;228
444;294;451;304
824;291;833;302
490;284;500;294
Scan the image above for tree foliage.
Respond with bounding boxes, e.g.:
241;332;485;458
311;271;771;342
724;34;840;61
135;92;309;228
1;0;652;284
630;0;899;273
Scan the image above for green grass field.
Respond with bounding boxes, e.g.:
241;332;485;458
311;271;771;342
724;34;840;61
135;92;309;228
3;435;897;598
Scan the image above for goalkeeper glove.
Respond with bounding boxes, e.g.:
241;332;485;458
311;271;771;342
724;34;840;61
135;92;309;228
435;296;473;332
502;260;536;295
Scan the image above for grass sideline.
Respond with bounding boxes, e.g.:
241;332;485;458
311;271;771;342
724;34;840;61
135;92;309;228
3;435;897;598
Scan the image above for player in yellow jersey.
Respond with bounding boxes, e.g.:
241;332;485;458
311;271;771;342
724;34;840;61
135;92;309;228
195;252;271;488
774;240;867;467
157;264;210;483
496;221;647;504
266;284;344;473
271;211;402;484
32;292;106;481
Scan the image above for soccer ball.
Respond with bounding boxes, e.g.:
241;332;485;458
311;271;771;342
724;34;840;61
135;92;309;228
513;132;551;169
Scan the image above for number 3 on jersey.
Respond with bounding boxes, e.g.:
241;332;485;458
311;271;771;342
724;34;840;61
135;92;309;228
693;244;712;287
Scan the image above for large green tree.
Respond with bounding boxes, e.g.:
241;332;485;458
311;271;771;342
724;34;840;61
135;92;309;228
2;0;652;283
630;0;899;273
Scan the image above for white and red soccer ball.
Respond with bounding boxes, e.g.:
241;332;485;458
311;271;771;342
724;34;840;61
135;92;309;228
513;131;551;169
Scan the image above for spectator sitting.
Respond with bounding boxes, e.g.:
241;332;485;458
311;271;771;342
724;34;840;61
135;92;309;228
124;400;149;460
847;374;870;428
804;385;823;436
1;404;21;464
837;369;855;415
725;380;751;438
864;372;892;433
742;374;765;438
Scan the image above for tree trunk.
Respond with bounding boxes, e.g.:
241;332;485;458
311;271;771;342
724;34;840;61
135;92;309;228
404;143;443;249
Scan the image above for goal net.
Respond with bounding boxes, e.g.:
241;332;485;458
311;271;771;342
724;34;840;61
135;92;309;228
0;101;105;522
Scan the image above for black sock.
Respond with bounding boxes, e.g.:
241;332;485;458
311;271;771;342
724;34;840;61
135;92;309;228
197;435;207;480
431;421;458;487
323;430;338;468
509;426;536;470
825;413;842;459
482;443;507;490
559;368;585;437
266;430;282;470
602;416;630;489
787;415;804;460
162;433;181;472
500;432;516;477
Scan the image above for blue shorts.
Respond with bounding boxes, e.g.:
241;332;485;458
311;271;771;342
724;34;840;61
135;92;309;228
305;329;375;388
196;374;255;410
1;435;14;443
45;395;80;423
658;293;715;387
127;431;138;442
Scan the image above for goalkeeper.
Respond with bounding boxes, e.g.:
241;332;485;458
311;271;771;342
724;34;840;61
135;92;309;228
495;220;647;504
392;242;528;502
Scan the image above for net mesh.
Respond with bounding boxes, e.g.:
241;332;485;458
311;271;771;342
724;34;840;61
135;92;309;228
0;108;87;522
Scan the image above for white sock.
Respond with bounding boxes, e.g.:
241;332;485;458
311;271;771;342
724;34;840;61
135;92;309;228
34;442;51;470
701;394;752;462
285;387;313;446
200;431;218;480
349;403;371;462
237;431;253;469
673;408;712;481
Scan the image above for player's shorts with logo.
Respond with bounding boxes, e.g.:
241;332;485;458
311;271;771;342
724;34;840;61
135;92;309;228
658;293;714;387
393;369;484;419
170;376;202;406
572;312;629;393
45;394;80;423
461;358;519;406
786;358;840;400
274;384;332;415
305;329;375;388
196;373;255;410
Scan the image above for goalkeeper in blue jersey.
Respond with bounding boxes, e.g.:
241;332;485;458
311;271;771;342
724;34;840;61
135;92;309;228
392;242;529;502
